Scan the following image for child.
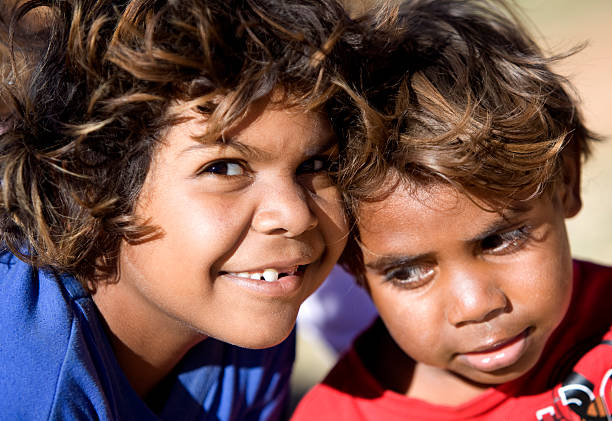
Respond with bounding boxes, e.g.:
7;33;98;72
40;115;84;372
0;0;354;418
292;0;612;420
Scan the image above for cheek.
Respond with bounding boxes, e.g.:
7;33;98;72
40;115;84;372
127;196;251;292
156;190;248;245
311;187;348;245
520;253;573;329
371;288;445;362
513;224;573;323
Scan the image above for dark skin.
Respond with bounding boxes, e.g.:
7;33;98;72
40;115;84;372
357;318;416;394
353;145;582;405
358;318;494;398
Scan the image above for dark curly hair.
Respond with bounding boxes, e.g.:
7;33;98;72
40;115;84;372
332;0;597;283
0;0;367;290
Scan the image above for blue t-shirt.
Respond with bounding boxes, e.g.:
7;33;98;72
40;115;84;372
0;251;295;420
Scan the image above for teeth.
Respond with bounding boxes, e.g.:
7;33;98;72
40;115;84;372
227;269;280;282
262;269;279;282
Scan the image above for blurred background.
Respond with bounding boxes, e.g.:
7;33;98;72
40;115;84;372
524;0;612;263
290;0;612;412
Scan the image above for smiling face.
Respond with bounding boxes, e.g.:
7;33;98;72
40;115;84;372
357;177;580;399
95;100;347;352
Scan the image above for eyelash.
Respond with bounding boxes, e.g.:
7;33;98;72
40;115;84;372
381;226;533;289
383;264;435;289
480;225;532;255
198;159;248;177
297;155;336;174
197;154;336;180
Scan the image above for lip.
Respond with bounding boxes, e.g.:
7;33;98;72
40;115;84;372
219;262;312;298
221;258;313;276
459;328;531;373
224;265;301;276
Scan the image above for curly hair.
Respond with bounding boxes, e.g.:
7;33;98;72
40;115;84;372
333;0;597;282
0;0;365;290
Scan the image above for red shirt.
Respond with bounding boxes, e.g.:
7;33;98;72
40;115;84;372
292;260;612;421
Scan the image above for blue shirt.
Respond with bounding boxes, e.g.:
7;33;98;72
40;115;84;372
0;251;294;420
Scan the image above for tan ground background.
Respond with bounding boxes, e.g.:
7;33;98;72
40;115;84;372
290;0;612;411
522;0;612;265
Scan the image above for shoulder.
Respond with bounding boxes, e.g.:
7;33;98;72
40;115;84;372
570;259;612;324
324;318;391;396
0;251;75;365
573;259;612;284
0;251;72;416
291;342;380;420
543;330;612;420
0;251;112;419
291;382;349;421
571;327;612;380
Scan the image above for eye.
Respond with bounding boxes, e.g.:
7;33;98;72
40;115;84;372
199;160;246;176
297;155;335;174
383;264;435;289
480;226;532;255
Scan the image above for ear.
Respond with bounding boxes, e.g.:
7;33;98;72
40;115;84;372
559;140;582;218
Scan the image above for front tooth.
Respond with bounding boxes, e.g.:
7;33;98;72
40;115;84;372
262;269;279;282
250;273;262;280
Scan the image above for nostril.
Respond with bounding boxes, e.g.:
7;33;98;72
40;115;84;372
251;197;318;237
449;285;511;327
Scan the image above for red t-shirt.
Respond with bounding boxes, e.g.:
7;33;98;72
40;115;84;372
292;260;612;421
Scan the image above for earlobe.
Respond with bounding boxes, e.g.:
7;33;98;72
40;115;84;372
560;141;582;218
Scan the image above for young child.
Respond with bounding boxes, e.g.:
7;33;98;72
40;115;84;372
0;0;354;418
292;0;612;420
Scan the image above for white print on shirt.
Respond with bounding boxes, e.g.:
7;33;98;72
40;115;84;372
536;368;612;421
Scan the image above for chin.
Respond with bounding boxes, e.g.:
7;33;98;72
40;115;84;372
462;356;539;386
464;370;524;387
214;314;297;350
236;327;295;350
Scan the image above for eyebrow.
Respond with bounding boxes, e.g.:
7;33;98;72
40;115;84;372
179;138;273;160
363;204;533;271
179;133;337;160
364;253;431;272
468;205;531;243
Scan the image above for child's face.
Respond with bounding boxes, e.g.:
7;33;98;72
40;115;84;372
111;101;347;349
357;180;578;388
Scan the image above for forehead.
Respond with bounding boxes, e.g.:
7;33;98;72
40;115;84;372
355;180;537;257
224;101;332;149
355;171;549;233
160;99;334;157
357;181;471;233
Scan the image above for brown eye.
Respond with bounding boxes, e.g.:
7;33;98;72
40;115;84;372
384;264;435;289
481;226;531;255
297;156;335;174
481;234;505;251
200;160;245;176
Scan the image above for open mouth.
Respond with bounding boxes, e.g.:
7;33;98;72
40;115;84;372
222;265;307;282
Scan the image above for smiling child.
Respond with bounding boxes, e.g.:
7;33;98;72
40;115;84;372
293;0;612;419
0;0;356;418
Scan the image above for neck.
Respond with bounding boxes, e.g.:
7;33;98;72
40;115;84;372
408;363;488;406
93;283;206;398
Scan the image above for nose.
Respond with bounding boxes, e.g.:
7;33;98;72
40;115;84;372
446;264;509;327
251;179;318;237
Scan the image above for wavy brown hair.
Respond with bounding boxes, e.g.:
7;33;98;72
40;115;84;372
0;0;368;290
333;0;597;282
